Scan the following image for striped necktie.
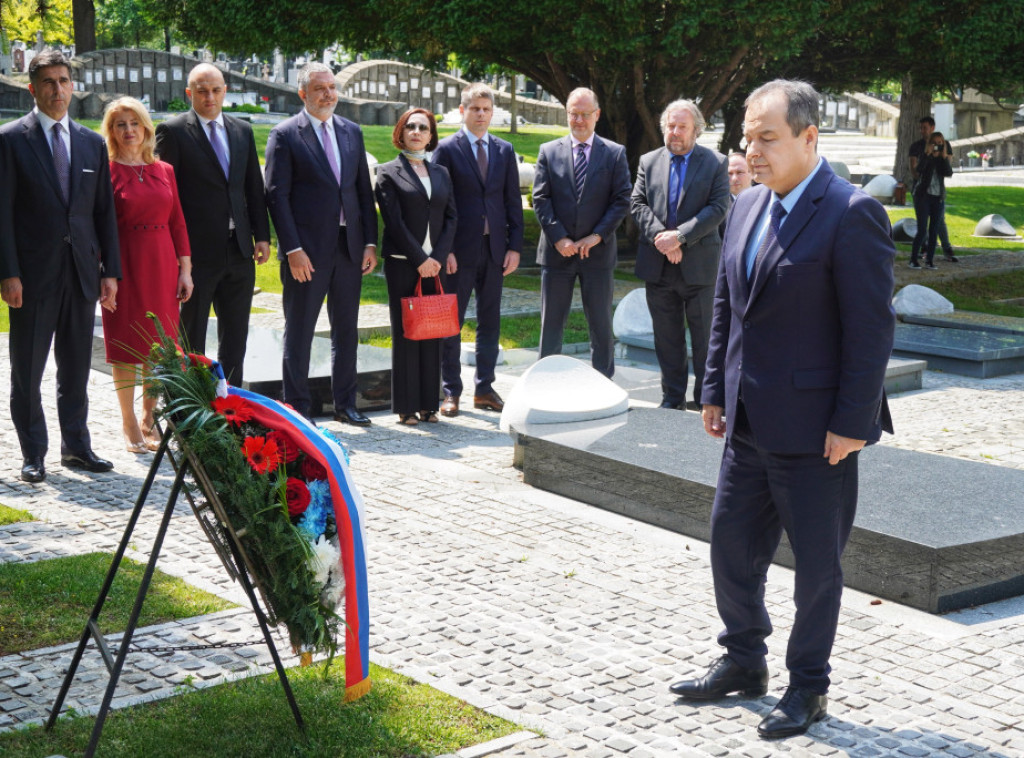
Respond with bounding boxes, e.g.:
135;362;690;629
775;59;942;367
52;123;70;203
574;143;588;198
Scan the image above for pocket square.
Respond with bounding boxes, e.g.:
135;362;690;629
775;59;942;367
82;168;95;173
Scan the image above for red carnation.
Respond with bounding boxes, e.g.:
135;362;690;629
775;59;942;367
213;395;254;425
242;436;281;474
285;477;311;516
300;456;328;481
267;430;301;463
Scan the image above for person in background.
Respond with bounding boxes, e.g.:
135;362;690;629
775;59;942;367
0;49;120;482
908;116;957;263
909;131;953;270
532;87;631;378
432;83;523;418
727;152;754;198
375;108;457;425
155;63;271;386
631;99;730;411
264;62;378;426
101;97;193;453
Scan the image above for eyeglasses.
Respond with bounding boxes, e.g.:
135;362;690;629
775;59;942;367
404;123;430;132
568;111;597;121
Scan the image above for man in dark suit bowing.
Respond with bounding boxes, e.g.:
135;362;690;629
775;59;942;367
0;49;120;482
532;87;631;378
264;62;378;426
631;100;729;411
669;80;895;740
432;83;523;417
156;63;271;386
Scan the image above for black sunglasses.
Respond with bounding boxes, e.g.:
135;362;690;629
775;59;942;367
404;123;430;132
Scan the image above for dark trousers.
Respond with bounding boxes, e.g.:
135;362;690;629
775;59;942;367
281;228;362;416
911;193;944;265
8;255;94;459
646;265;713;405
179;232;255;385
385;260;443;415
441;238;503;398
539;263;615;378
710;403;858;694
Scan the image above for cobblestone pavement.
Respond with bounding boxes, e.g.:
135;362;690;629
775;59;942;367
2;335;1024;756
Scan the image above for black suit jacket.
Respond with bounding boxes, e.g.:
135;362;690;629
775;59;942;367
431;130;523;267
264;111;377;266
375;155;457;267
155;110;270;262
631;143;729;285
532;134;631;270
0;112;120;299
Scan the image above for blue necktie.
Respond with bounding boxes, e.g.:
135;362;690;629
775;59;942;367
747;200;787;281
667;154;686;227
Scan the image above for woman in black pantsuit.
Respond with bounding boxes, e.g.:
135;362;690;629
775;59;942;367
375;108;458;425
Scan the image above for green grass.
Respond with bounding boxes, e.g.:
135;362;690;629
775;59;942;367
0;503;34;526
0;662;520;758
888;187;1024;252
0;552;234;655
360;310;590;350
926;269;1024;318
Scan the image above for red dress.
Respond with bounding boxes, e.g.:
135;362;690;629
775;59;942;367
102;160;191;364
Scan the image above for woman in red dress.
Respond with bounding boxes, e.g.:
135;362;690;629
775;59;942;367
101;97;193;453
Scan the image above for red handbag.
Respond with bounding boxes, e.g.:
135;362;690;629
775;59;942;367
401;276;460;341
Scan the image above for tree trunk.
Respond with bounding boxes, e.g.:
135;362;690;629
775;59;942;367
509;75;518;135
894;73;931;186
72;0;96;54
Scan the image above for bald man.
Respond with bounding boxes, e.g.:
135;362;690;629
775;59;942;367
156;63;271;385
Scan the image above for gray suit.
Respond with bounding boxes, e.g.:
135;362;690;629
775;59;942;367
532;135;631;377
631;143;729;405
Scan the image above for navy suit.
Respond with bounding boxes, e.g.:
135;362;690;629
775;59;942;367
156;110;270;384
532;135;631;377
632;143;729;405
264;111;377;415
0;112;120;459
431;129;523;398
702;159;895;693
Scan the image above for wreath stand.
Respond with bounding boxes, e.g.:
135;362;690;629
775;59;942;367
45;420;305;757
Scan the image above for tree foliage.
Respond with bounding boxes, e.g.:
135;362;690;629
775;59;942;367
1;0;74;46
156;0;1024;162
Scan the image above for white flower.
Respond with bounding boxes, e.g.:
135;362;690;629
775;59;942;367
307;534;340;586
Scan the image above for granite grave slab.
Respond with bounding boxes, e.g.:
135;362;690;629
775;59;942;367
513;408;1024;613
902;310;1024;336
92;324;392;414
893;322;1024;377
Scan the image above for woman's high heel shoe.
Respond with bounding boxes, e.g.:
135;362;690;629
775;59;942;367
125;435;150;454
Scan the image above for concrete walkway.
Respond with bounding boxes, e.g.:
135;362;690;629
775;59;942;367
2;310;1024;756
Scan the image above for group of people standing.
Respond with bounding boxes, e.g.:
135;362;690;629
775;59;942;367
2;52;899;742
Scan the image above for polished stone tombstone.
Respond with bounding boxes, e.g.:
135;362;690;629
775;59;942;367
512;408;1024;613
902;310;1024;336
891;217;917;243
499;355;628;433
92;323;391;414
214;326;391;414
974;213;1021;239
893;322;1024;377
892;284;954;317
863;174;897;203
612;288;653;339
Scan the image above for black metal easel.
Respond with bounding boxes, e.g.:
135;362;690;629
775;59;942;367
45;420;305;757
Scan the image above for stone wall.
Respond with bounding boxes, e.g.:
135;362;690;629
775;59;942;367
336;60;566;125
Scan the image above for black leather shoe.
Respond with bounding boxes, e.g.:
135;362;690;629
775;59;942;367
685;400;701;412
659;399;682;410
757;685;827;739
21;457;46;483
333;407;371;427
61;450;114;473
669;655;769;700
